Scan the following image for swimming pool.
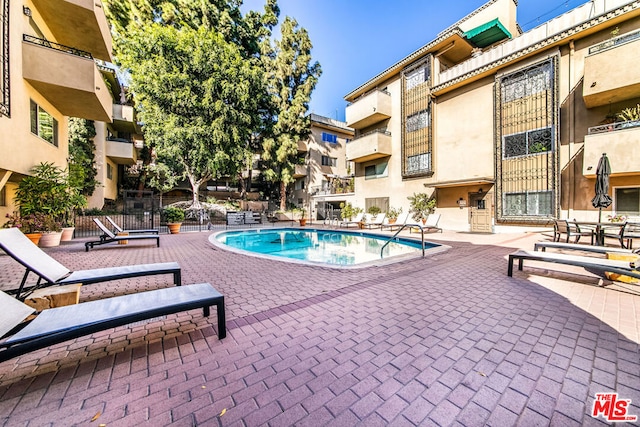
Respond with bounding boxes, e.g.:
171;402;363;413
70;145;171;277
211;228;445;267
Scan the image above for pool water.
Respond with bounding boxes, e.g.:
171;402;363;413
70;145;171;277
213;228;441;266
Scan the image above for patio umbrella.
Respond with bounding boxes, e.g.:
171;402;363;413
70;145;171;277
591;152;612;223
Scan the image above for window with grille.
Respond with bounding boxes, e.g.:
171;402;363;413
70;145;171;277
402;57;432;178
0;0;8;117
495;58;558;222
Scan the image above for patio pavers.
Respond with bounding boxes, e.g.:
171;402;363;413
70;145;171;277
0;228;639;426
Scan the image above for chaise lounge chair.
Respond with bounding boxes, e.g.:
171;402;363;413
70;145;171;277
410;213;443;234
106;216;159;235
339;212;364;228
533;241;639;255
507;249;640;281
0;282;225;363
86;218;160;251
0;227;181;300
362;213;386;229
380;212;414;232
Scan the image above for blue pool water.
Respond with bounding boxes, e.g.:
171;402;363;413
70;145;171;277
212;228;441;267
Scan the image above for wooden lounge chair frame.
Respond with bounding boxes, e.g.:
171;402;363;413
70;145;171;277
0;283;225;363
105;216;159;235
507;249;640;281
0;228;181;300
86;218;160;251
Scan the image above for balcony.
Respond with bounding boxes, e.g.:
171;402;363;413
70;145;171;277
22;36;111;122
583;31;640;108
346;89;391;129
106;138;137;165
346;129;392;163
583;121;640;177
31;0;112;61
112;104;141;134
293;164;307;178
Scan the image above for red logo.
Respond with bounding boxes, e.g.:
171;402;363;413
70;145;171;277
592;393;638;422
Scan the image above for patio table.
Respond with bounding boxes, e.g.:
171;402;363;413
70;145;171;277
569;221;625;246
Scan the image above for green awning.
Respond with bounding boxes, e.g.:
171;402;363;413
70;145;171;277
464;18;512;48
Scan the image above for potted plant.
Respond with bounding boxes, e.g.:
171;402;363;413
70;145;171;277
14;162;73;247
293;207;307;226
367;206;382;216
339;202;362;221
408;192;436;224
3;212;48;244
386;207;402;224
163;206;185;234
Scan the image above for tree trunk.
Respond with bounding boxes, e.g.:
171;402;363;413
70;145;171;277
238;172;247;200
187;173;209;209
279;181;287;211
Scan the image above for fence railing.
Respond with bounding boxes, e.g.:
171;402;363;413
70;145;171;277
73;213;229;237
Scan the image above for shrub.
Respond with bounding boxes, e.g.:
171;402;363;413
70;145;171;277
163;206;185;223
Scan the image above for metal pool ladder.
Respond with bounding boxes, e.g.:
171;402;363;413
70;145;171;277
380;223;428;258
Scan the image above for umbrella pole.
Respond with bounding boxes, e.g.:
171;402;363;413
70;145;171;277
598;207;602;223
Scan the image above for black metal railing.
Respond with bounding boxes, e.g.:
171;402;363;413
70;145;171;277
23;34;93;59
588;30;640;55
353;128;391;142
73;213;229;237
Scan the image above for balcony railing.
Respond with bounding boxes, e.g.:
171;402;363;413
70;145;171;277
588;120;640;134
23;34;93;59
353;128;391;141
589;29;640;55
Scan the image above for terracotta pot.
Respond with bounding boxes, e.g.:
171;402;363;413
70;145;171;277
24;232;42;245
39;231;63;247
168;223;182;234
299;219;307;226
388;218;397;224
60;227;75;241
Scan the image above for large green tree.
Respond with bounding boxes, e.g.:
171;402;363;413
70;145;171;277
104;0;279;205
261;17;321;210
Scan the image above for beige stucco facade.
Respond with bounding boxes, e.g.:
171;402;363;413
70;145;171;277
344;0;640;232
0;0;114;218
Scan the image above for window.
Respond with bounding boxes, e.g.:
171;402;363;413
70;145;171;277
322;132;337;143
503;191;552;216
321;156;337;167
615;187;640;216
503;127;553;158
107;163;113;180
406;110;429;133
406;153;431;174
0;0;9;117
30;100;58;146
405;63;430;91
294;179;305;191
365;197;389;213
365;162;388;180
0;186;5;206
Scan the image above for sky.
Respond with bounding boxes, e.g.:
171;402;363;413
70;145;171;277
241;0;591;122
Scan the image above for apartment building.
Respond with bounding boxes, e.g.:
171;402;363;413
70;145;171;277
291;114;355;221
0;0;114;216
344;0;640;232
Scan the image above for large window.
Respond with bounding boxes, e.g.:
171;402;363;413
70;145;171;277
30;100;58;146
615;187;640;216
322;132;338;143
0;0;9;117
402;57;432;177
365;162;388;180
0;186;5;206
495;58;558;222
503;191;552;216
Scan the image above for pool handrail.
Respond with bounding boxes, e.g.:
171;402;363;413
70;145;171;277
380;222;427;258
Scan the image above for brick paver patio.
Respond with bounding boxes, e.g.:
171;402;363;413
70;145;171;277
0;227;638;426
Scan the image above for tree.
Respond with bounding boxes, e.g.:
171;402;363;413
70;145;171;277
104;0;279;206
261;17;321;210
145;161;180;208
68;118;98;196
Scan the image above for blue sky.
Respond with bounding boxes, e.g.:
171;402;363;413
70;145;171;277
242;0;590;122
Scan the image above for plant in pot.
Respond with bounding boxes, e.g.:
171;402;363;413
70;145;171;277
14;162;71;247
163;206;185;234
293;207;307;226
339;202;362;221
386;207;402;224
408;192;436;224
2;212;49;245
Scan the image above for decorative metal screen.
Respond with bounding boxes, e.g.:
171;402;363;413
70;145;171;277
402;56;432;178
0;0;9;117
495;58;559;223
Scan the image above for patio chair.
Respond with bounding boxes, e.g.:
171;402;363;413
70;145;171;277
604;222;640;249
362;213;386;229
380;212;412;232
86;218;160;251
553;219;594;244
105;216;159;235
0;282;225;362
0;227;181;300
507;249;640;281
339;212;364;228
410;213;442;234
